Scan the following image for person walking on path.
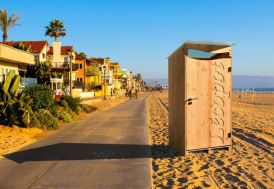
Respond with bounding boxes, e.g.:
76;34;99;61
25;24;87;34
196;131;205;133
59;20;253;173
129;88;132;100
110;88;113;96
55;89;62;101
64;85;70;96
135;88;139;99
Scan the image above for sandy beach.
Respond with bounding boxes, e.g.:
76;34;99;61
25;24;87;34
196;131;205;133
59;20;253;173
0;126;43;156
148;92;274;189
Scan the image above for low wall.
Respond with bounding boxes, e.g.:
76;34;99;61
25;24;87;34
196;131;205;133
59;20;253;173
82;98;103;105
80;92;95;99
72;89;95;99
72;89;82;97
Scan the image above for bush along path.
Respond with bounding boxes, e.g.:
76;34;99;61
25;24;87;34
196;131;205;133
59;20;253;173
0;71;97;154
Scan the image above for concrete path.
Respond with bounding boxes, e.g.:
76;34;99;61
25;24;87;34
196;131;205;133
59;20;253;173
0;94;151;189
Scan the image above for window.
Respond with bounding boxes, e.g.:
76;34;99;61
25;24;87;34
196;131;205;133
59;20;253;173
77;78;83;81
99;67;102;71
64;56;68;62
34;55;39;63
64;74;69;80
42;53;46;59
79;64;82;69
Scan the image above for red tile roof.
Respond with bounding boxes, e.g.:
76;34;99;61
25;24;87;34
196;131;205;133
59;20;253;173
47;46;74;55
1;40;48;54
89;58;104;65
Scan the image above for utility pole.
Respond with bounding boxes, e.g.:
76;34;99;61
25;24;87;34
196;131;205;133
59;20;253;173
69;51;74;97
103;65;106;100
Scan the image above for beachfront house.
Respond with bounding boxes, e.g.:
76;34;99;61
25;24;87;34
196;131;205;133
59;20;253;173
91;57;113;96
47;41;78;90
2;40;50;63
86;58;101;92
74;53;86;90
1;40;50;86
0;43;35;82
121;68;136;89
109;62;122;91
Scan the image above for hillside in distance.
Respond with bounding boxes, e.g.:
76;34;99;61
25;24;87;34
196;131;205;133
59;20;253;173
232;75;274;88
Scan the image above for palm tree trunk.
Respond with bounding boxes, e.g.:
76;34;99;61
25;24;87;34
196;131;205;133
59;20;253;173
3;33;7;42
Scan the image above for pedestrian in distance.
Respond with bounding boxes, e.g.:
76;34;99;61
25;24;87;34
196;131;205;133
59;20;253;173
64;85;70;96
129;88;132;100
55;89;62;101
135;88;138;99
125;88;128;97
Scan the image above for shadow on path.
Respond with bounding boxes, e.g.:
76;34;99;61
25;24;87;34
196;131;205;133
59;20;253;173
4;143;178;164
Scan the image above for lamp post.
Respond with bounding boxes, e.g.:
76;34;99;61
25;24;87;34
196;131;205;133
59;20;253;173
103;65;106;100
69;51;74;97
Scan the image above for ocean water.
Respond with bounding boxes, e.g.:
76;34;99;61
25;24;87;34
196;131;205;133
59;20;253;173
145;79;274;92
233;88;274;92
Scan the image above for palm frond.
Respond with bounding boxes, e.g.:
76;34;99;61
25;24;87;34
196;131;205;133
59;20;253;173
8;13;20;28
45;19;66;39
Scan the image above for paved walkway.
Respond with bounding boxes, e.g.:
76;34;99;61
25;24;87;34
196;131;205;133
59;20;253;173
0;94;151;189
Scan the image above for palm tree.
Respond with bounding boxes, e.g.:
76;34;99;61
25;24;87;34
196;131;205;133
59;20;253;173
78;52;87;59
0;10;20;42
35;61;51;84
45;20;66;41
13;42;32;52
136;73;142;81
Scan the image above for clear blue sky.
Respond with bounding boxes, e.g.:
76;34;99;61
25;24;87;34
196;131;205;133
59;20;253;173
1;0;274;79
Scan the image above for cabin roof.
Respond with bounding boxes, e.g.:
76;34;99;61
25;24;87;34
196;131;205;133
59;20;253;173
168;40;235;58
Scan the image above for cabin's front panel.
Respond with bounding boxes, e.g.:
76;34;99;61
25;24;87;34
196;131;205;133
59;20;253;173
185;57;211;150
185;57;232;151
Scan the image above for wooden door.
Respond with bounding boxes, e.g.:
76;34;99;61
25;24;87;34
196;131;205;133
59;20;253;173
185;57;211;150
209;58;232;147
185;56;232;150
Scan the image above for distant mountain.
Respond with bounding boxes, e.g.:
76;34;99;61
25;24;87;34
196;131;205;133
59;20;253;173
232;75;274;88
145;79;168;87
145;76;274;88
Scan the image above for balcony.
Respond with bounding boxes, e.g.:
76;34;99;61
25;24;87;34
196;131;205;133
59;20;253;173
86;68;100;76
73;80;84;88
50;62;79;71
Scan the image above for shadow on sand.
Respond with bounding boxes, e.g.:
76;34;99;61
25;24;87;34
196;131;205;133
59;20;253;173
4;143;178;163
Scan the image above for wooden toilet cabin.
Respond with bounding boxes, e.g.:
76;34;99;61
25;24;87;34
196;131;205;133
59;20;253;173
168;41;235;155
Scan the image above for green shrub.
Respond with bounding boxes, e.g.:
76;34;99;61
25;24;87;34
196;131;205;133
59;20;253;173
67;108;76;119
61;95;81;114
0;71;32;127
80;104;97;113
29;113;41;128
59;99;69;109
25;85;54;111
50;105;72;123
50;106;59;118
60;110;72;122
33;109;59;130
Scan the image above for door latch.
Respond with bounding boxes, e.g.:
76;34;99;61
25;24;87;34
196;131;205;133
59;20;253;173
185;98;198;105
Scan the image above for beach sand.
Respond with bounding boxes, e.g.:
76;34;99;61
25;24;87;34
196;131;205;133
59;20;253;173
148;92;274;189
0;126;43;156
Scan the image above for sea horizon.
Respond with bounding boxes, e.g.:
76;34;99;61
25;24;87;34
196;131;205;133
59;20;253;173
145;76;274;91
